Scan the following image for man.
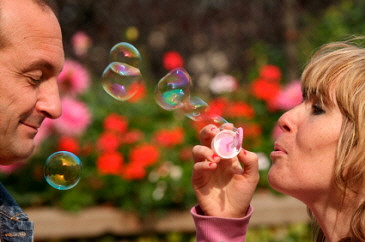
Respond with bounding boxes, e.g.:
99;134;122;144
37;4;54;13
0;0;64;240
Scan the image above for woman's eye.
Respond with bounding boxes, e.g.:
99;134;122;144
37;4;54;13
312;104;325;115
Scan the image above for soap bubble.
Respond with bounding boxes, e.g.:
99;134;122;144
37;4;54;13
102;42;143;101
154;67;243;158
155;68;227;125
101;43;243;159
155;68;192;110
44;151;82;190
183;96;228;124
109;42;141;68
102;62;143;101
182;96;209;121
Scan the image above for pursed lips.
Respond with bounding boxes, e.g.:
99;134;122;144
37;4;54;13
273;143;286;153
270;142;287;159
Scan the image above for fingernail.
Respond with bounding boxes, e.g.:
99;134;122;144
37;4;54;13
209;162;214;166
212;154;219;160
210;127;217;131
243;149;247;155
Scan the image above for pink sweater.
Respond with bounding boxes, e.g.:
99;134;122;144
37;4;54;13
190;205;253;242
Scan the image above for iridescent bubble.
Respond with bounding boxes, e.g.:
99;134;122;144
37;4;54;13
183;96;209;120
102;62;143;101
109;42;141;68
181;96;227;125
44;151;82;190
155;68;192;110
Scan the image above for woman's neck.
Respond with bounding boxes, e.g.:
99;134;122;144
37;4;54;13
307;188;361;242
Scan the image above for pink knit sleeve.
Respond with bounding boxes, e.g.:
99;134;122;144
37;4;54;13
190;205;253;242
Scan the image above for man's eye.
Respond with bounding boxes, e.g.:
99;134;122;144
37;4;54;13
312;104;325;115
28;76;42;84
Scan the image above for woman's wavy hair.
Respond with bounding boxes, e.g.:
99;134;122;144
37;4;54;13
301;37;365;241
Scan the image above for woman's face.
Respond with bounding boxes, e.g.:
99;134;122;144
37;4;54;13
268;95;343;204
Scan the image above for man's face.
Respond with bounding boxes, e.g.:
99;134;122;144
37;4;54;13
0;0;64;164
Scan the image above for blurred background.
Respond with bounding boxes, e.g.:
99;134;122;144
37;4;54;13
2;0;365;241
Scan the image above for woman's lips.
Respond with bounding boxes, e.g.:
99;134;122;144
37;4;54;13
270;143;287;158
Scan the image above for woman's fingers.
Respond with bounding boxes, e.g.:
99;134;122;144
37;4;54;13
199;124;220;147
192;145;220;164
237;149;260;183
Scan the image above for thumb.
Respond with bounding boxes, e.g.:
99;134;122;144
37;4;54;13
237;149;259;182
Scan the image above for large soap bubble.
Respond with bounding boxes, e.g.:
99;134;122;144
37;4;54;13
44;151;82;190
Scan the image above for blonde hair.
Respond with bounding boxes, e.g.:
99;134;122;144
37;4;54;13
301;38;365;241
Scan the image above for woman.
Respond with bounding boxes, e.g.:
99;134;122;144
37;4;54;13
191;40;365;241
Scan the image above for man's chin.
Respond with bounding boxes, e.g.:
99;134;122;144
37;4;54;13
1;144;35;165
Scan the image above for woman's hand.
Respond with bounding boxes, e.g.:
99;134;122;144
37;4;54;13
192;124;259;218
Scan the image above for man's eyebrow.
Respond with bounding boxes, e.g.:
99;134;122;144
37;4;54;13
22;60;56;73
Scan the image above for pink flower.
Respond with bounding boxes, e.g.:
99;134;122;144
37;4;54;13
71;31;92;57
274;81;302;111
34;118;54;145
0;162;25;175
53;97;92;137
57;59;90;96
272;124;283;140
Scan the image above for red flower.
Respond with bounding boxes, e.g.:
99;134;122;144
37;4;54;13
97;132;120;152
153;127;184;147
225;101;255;119
179;147;192;161
251;78;281;102
122;161;146;180
207;98;228;117
259;65;281;82
241;123;262;138
163;51;184;70
97;151;124;175
57;136;80;154
120;129;144;144
129;143;160;166
103;113;128;134
128;82;146;103
191;119;220;134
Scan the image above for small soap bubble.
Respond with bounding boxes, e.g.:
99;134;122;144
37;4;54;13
182;96;228;125
155;68;192;110
109;42;141;68
44;151;82;190
102;62;143;101
182;96;209;120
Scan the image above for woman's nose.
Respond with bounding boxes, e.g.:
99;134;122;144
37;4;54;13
277;104;301;133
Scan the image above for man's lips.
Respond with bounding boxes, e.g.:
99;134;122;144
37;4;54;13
20;121;40;131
